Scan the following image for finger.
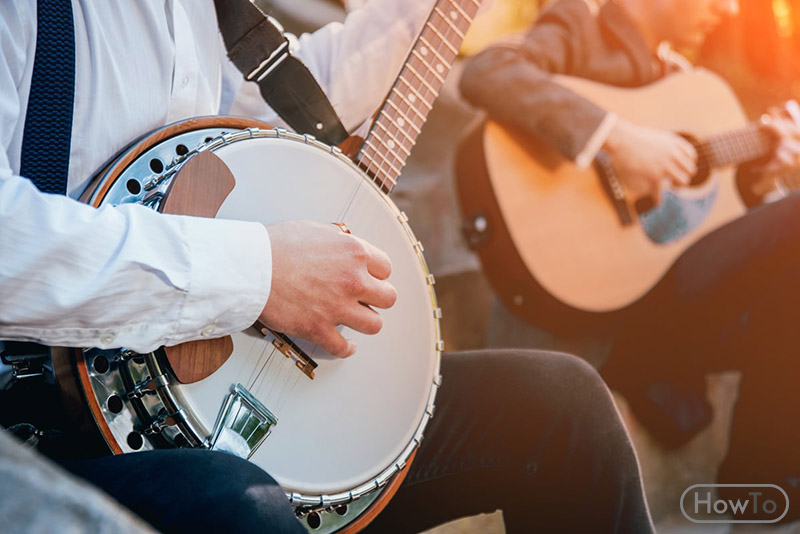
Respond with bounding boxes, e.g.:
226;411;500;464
785;100;800;125
358;238;393;280
359;278;397;309
664;161;692;187
767;105;783;118
775;146;798;169
672;148;697;179
676;137;698;162
341;303;384;336
784;137;800;156
317;327;357;358
760;118;790;143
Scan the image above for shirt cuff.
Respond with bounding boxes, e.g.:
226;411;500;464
574;112;618;170
166;216;272;346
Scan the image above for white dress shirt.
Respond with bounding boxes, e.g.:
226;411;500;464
0;0;433;353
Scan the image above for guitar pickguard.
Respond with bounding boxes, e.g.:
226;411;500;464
639;185;719;244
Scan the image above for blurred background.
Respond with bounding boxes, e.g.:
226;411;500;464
257;1;800;532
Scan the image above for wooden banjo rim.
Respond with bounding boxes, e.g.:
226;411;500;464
80;116;273;207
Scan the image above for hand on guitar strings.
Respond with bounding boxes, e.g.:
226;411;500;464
258;220;398;358
603;118;698;205
757;101;800;179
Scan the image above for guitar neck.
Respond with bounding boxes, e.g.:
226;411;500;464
354;0;482;192
703;122;773;168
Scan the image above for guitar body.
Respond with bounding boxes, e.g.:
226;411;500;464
456;69;749;317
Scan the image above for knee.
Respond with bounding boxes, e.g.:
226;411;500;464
505;349;608;401
168;451;304;533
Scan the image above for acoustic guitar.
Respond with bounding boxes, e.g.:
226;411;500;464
456;69;778;318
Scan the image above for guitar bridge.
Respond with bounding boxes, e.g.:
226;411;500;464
256;322;318;380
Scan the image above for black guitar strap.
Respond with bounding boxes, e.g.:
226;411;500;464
214;0;349;146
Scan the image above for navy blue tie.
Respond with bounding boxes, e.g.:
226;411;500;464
20;0;76;196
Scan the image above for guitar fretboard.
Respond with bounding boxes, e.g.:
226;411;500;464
355;0;482;192
703;123;773;168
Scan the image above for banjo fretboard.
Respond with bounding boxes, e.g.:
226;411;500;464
355;0;482;191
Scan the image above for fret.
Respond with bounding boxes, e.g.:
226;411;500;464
448;0;471;21
390;88;429;125
405;63;440;97
385;96;425;126
425;23;459;56
395;80;433;111
374;121;413;157
411;50;446;84
358;146;389;177
369;135;407;170
364;138;403;176
383;102;424;133
375;112;416;146
434;7;466;40
361;139;397;173
419;36;453;71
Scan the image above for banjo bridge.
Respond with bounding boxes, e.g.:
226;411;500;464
256;323;318;380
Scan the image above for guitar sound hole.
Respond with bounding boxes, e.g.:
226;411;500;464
334;505;348;516
127;431;144;450
93;356;110;374
175;144;189;156
107;395;123;414
306;512;321;529
149;158;164;173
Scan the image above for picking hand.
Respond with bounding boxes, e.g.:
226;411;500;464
604;119;698;205
259;220;397;358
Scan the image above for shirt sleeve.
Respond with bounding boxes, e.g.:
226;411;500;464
0;173;272;354
458;0;612;162
225;0;436;132
0;4;271;354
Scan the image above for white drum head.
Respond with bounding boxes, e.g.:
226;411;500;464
173;136;439;495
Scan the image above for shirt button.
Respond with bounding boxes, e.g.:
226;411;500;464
200;324;216;337
100;333;116;345
180;76;189;88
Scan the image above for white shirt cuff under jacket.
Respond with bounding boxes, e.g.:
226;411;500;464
0;173;272;354
574;112;618;170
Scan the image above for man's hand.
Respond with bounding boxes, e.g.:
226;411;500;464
603;119;698;205
259;220;397;358
757;102;800;179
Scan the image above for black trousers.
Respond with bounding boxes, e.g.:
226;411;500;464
599;193;800;508
60;350;653;533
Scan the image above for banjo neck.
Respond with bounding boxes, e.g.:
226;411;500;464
352;0;482;192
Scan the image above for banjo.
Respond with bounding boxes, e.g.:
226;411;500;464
52;1;481;532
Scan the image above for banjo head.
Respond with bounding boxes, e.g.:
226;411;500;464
180;133;440;494
78;121;442;514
